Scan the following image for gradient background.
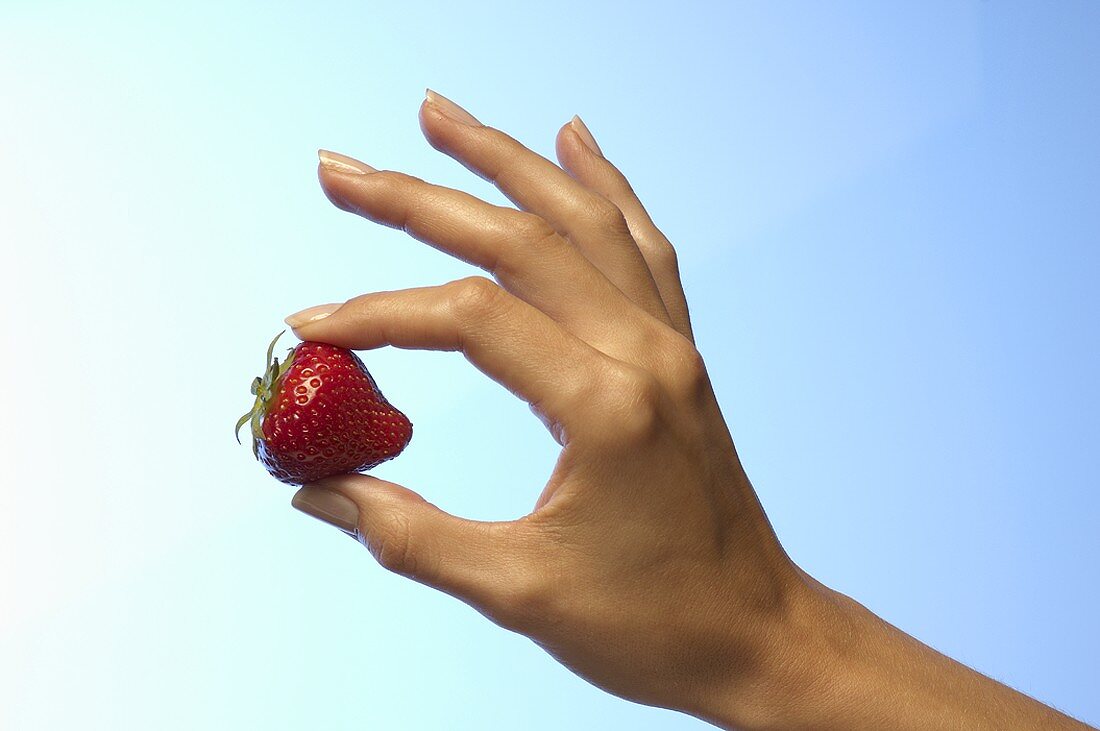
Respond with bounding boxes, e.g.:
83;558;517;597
1;1;1097;728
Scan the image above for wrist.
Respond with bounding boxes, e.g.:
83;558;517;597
689;571;875;731
696;573;1092;731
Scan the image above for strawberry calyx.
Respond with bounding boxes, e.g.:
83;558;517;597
235;330;297;459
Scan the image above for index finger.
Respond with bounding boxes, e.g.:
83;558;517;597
287;277;611;442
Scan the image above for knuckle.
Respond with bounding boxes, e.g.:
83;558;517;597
493;572;561;632
494;213;563;278
665;337;710;399
512;212;559;246
379;170;426;201
622;365;665;411
385;170;424;186
478;521;571;633
600;363;665;444
613;172;638;197
344;291;372;309
369;513;420;577
582;194;630;234
643;238;680;271
448;276;505;320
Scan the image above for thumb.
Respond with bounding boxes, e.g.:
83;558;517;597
291;474;522;609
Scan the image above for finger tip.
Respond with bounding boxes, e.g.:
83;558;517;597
567;115;604;158
316;175;359;212
315;160;341;188
417;104;451;146
290;484;314;508
555;126;587;169
417;104;434;136
282;321;308;341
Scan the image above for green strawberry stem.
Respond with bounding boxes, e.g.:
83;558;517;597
235;330;297;459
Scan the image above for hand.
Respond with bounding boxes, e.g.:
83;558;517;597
286;89;801;724
285;91;1094;731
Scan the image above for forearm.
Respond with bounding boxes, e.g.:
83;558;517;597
698;577;1093;731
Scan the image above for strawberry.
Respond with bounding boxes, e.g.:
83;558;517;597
237;332;412;485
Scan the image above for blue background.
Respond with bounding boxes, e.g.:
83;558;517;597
1;1;1096;728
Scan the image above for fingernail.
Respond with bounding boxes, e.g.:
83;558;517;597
424;89;481;127
570;115;603;158
318;149;377;175
284;303;342;329
292;486;360;535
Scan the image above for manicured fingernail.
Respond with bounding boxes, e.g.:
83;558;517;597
284;303;341;329
570;115;603;158
424;89;481;127
318;149;377;175
292;486;360;535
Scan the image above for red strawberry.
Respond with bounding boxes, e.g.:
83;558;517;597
236;332;412;485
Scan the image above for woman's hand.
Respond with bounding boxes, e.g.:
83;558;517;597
285;91;1093;731
286;89;804;725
